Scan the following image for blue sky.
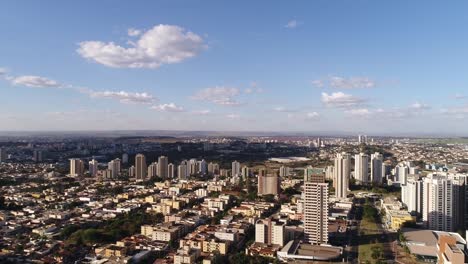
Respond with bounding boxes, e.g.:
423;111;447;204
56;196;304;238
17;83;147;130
1;1;468;135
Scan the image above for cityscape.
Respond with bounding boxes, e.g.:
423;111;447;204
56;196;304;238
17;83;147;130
2;1;468;264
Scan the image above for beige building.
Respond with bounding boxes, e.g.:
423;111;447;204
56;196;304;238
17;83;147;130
258;174;279;195
135;153;147;180
303;174;329;245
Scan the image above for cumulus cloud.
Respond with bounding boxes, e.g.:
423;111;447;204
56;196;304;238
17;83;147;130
0;68;7;76
11;75;62;88
151;103;185;112
77;24;206;68
285;20;299;29
191;109;211;115
226;114;240;119
191;86;241;106
321;92;367;108
313;76;376;89
273;106;297;112
306;112;320;119
345;108;372;117
127;28;141;37
89;90;156;104
311;79;324;88
409;102;431;110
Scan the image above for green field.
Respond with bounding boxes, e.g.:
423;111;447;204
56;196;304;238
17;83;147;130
358;218;385;263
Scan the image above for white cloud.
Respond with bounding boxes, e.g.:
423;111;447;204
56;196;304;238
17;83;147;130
226;114;240;119
314;76;376;89
409;102;431;110
191;109;211;115
306;112;320;119
11;75;62;88
192;86;242;106
274;106;296;112
89;90;156;104
329;76;376;89
127;28;141;37
455;94;466;100
151;103;185;112
77;24;206;68
311;79;324;88
0;68;7;76
345;108;372;117
285;20;299;29
321;92;367;108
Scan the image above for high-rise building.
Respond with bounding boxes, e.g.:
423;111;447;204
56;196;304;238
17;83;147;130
304;166;325;183
33;150;43;162
303;174;329;245
122;153;129;164
89;159;99;177
189;159;198;175
255;218;286;246
168;163;175;178
135;154;147;181
69;158;84;176
258;174;279;195
178;162;188;180
354;153;369;183
279;166;290;177
241;166;249;179
108;158;121;178
129;166;135;178
199;159;208;174
148;162;158;178
422;174;454;231
401;175;423;215
208;162;219;175
0;148;7;163
370;152;383;184
395;164;409;185
325;166;334;181
232;161;241;177
335;153;351;199
157;156;168;179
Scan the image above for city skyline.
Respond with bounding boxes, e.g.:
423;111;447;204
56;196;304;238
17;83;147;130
2;1;468;134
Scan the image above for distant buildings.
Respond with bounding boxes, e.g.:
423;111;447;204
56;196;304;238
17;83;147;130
0;147;7;163
334;153;351;199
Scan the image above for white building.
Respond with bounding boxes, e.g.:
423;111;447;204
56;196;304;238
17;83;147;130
232;161;241;177
335;153;351;199
354;153;369;183
370;152;383;184
255;218;286;246
89;159;99;177
422;174;453;231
